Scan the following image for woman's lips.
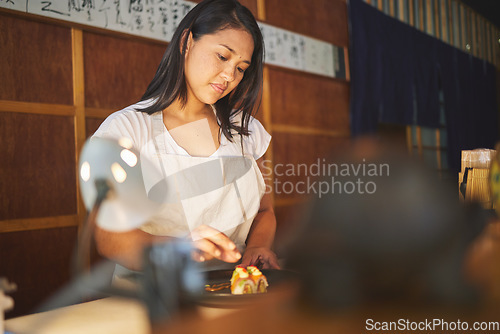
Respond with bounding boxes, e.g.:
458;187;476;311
211;83;226;94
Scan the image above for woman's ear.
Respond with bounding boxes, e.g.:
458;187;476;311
180;30;193;55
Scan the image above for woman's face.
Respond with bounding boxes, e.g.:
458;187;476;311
184;28;254;106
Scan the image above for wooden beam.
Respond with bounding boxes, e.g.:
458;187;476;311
272;124;350;137
72;28;87;235
261;66;275;205
257;0;266;21
0;100;75;116
344;47;350;81
0;215;79;233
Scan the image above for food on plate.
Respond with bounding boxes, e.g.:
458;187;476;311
230;265;268;294
204;282;230;292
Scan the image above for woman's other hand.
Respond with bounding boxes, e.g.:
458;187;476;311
240;246;280;269
188;224;241;263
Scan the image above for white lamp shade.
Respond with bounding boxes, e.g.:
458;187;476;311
78;137;163;232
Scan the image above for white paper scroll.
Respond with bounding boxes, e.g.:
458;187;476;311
0;0;346;79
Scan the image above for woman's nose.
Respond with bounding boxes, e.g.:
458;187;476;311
221;65;235;82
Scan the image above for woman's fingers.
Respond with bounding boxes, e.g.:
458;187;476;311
189;225;241;262
261;255;281;269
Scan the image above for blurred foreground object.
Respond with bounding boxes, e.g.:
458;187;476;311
0;278;16;333
285;139;487;310
79;137;164;232
488;144;500;215
77;137;203;323
459;148;496;209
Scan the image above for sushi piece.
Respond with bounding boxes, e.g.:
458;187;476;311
230;266;268;294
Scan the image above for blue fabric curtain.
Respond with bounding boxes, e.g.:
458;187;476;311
348;0;498;172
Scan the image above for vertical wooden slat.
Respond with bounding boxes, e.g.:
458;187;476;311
436;129;442;174
487;21;493;64
471;11;477;56
256;0;274;205
466;7;472;52
406;126;413;155
460;3;466;50
480;16;485;60
495;28;498;67
398;0;404;21
408;0;414;27
434;0;440;40
425;0;433;36
377;0;383;11
486;22;493;64
452;0;459;48
71;28;86;233
440;0;448;42
448;0;454;46
416;126;423;159
389;0;395;16
418;0;424;32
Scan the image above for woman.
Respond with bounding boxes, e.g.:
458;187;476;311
92;0;279;274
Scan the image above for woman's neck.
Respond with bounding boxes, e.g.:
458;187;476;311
162;98;220;157
164;98;212;122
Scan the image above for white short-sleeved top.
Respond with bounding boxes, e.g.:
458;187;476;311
94;100;270;160
92;100;271;252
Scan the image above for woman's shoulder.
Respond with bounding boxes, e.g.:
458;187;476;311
229;110;264;132
92;100;157;141
229;111;271;160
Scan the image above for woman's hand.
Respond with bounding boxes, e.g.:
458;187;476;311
188;224;241;263
240;246;280;269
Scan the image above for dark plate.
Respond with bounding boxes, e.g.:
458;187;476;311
196;269;298;308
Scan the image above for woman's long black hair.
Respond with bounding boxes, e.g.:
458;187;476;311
138;0;264;142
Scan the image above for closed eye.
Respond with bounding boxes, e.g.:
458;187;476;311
217;53;227;61
237;67;245;73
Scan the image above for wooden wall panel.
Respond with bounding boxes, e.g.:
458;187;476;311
264;0;349;46
272;132;351;250
0;227;78;319
83;32;166;110
85;117;106;138
0;0;351;318
271;132;352;201
274;201;311;245
268;67;350;132
0;14;73;105
0;112;77;221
